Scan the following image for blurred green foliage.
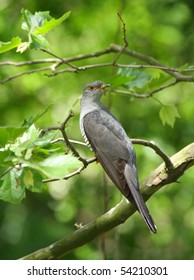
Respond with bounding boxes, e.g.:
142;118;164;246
0;0;194;260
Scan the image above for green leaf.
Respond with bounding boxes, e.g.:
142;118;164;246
20;9;71;50
0;127;27;148
0;150;11;165
0;166;45;203
21;9;51;32
110;72;134;88
23;168;44;192
115;68;152;89
23;169;34;186
0;166;44;203
159;104;180;127
144;69;173;91
30;33;50;50
28;154;82;179
34;132;55;147
126;72;151;89
0;168;25;203
10;125;40;157
145;68;165;79
34;11;71;35
0;37;21;54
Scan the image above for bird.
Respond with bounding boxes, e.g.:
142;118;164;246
79;80;157;233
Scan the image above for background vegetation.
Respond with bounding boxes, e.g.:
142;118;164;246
0;0;194;259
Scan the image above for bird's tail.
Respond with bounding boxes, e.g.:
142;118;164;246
124;164;157;233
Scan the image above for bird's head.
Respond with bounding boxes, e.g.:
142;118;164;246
82;81;110;102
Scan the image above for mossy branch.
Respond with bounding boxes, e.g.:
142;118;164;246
19;142;194;260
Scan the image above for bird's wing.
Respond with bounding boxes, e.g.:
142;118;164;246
82;110;135;199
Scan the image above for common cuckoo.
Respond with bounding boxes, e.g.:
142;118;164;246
80;80;157;233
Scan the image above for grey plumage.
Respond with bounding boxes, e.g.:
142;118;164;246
80;80;157;233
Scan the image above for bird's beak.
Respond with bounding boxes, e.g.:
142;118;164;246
100;84;110;90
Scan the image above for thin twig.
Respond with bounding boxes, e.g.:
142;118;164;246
0;67;51;84
132;138;174;172
51;137;88;146
51;137;64;144
39;126;60;137
42;157;96;183
111;79;179;98
45;63;183;78
69;139;87;146
113;13;128;64
0;59;57;66
145;79;178;97
40;111;88;167
41;49;79;71
114;63;180;72
59;111;87;166
0;165;16;179
0;47;113;67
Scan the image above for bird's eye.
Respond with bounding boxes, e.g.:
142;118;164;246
88;86;94;91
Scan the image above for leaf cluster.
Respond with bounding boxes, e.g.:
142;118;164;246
112;68;180;127
0;9;71;53
0;108;81;203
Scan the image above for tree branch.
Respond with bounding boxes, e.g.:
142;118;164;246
132;139;174;172
19;142;194;260
41;48;79;70
40;111;88;167
110;44;194;81
112;13;128;64
42;157;96;183
111;79;178;98
1;44;194;85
